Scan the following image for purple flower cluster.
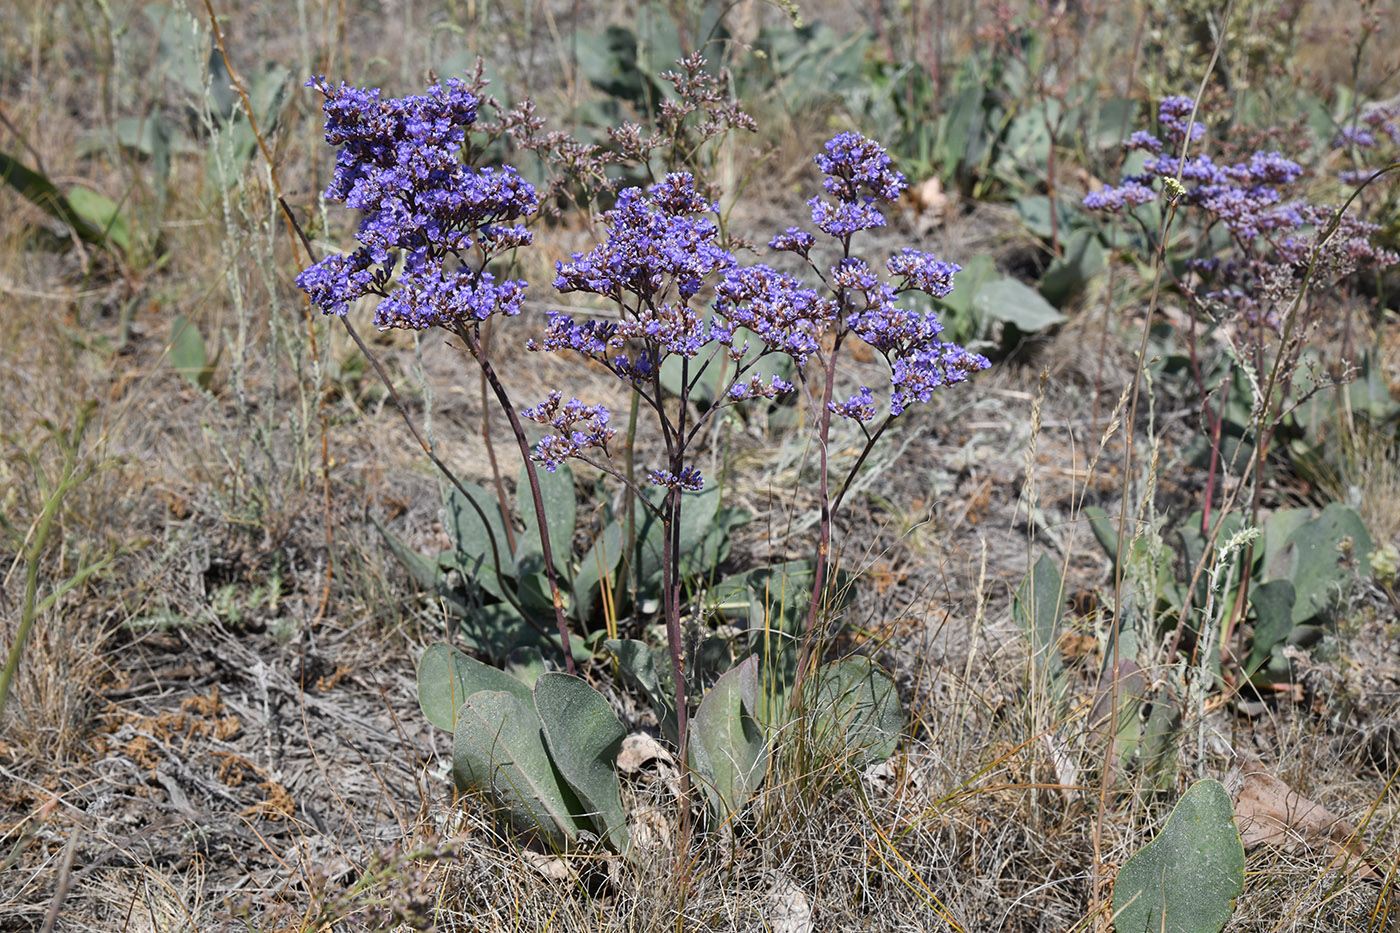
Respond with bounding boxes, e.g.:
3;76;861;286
806;131;908;238
296;77;538;329
1083;95;1400;325
788;133;988;418
649;466;704;491
1085;97;1307;243
1335;103;1400;186
555;173;732;303
712;265;832;367
1156;95;1207;146
531;132;988;486
521;392;616;471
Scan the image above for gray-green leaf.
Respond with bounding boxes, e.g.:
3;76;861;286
690;655;767;824
805;658;903;770
533;673;629;853
1113;778;1244;933
417;643;533;732
452;689;589;849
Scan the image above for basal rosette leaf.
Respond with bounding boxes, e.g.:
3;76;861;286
451;689;589;849
533;672;629;853
689;655;767;824
1113;779;1244;933
417;642;532;732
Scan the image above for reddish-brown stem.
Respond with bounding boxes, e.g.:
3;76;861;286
661;480;692;861
477;316;516;554
1201;378;1228;536
792;334;843;701
456;325;577;675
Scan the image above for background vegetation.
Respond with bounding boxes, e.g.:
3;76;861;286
1;0;1398;930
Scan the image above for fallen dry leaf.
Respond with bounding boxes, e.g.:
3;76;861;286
627;808;671;855
1225;759;1380;879
521;849;573;880
909;175;951;236
766;872;813;933
617;732;673;773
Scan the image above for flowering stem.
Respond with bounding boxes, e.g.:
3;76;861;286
661;480;692;807
455;323;577;675
478;318;516;554
792;335;844;701
1224;159;1400;657
830;415;895;517
622;387;641;612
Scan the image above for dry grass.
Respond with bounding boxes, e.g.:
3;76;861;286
2;1;1398;931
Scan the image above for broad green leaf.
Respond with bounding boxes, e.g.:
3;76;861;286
515;461;576;578
1246;579;1295;680
635;484;720;586
504;646;547;688
1013;553;1066;705
417;643;532;732
1039;228;1105;306
690;655;767;824
933;251;997;320
1284;503;1371;624
452;690;589;849
169;314;211;389
1113;779;1243;933
805;658;903;770
973;278;1068;334
1260;507;1311;579
605;637;678;743
534;673;629;853
66;187;131;253
456;602;552;665
444;482;511;601
0;151;106;245
1083;505;1119;566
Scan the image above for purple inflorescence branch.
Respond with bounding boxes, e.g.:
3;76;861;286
295;76;538;330
1084;95;1399;327
531;132;989;487
1335;103;1400;186
520;391;616;471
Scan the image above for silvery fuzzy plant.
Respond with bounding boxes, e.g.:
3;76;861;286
295;60;987;860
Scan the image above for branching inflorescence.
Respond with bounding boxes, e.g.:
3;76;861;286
530;127;987;709
1086;96;1397;330
296;64;988;805
295;71;585;673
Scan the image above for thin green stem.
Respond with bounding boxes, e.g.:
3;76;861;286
0;405;98;722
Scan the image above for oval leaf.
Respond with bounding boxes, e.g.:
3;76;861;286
417;643;532;732
534;672;629;853
689;655;767;824
452;690;588;849
805;658;903;770
973;277;1068;333
1113;778;1244;933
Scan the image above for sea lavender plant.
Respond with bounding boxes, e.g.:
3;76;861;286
294;72;581;672
1088;95;1396;330
532;130;988;739
1086;94;1399;670
1087;95;1398;534
295;65;988;850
